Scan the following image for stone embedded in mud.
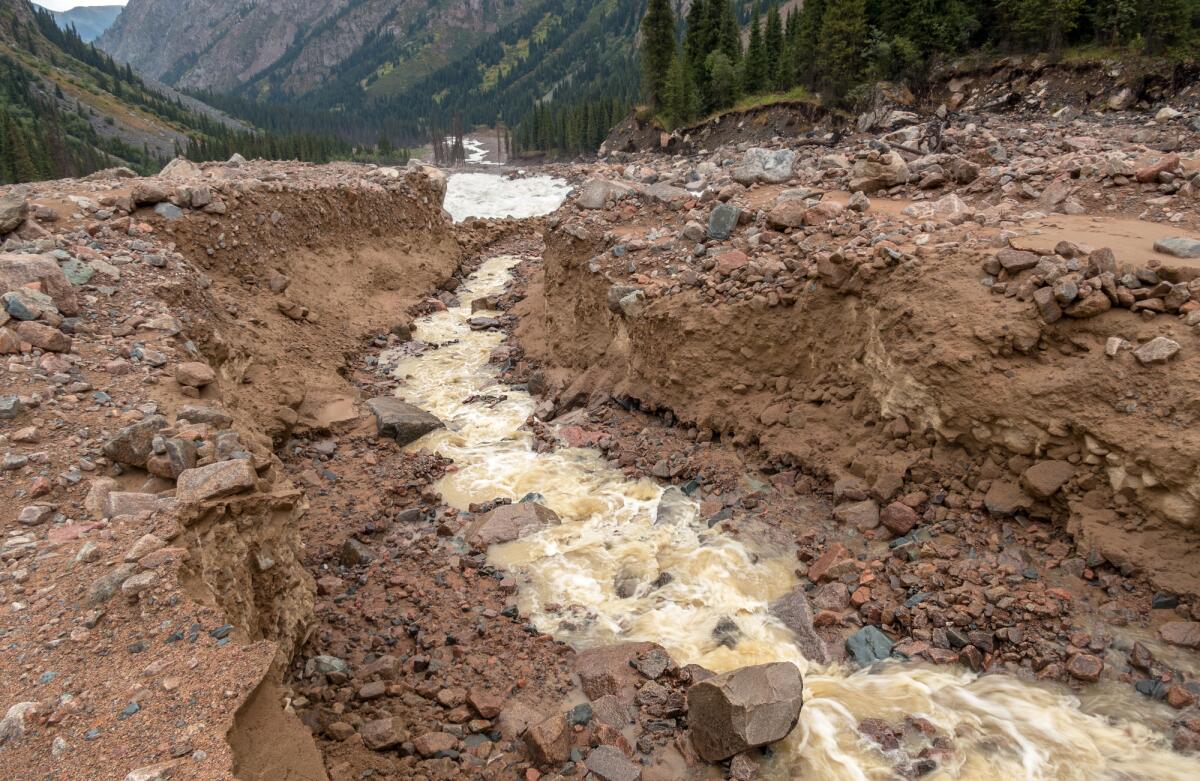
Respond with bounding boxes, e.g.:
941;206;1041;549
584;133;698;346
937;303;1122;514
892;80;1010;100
1033;286;1063;323
340;538;376;567
122;762;179;781
849;152;909;193
708;203;741;240
464;501;560;549
1159;622;1200;649
1133;337;1180;366
413;730;458;758
361;717;408;751
578;179;634;210
103;415;168;467
525;712;571;764
0;194;24;234
1022;460;1075;500
686;661;804;761
174;459;257;505
768;587;830;664
365;397;443;445
983;481;1032;516
174;361;216;388
846;625;895;667
585;745;642;781
880;502;919;536
576;641;668;701
1064;291;1111;319
833;499;879;530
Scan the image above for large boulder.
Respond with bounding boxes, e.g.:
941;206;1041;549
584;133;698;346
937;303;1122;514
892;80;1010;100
686;662;804;761
575;641;668;701
578;179;635;210
849;152;910;193
464;501;560;549
0;253;79;315
0;194;25;234
365;397;442;445
1154;237;1200;259
732;148;796;185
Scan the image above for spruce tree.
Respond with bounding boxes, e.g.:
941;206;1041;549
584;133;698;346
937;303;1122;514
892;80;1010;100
1137;0;1191;54
765;4;785;90
1017;0;1085;54
684;0;711;105
663;50;699;128
795;0;827;89
640;0;677;109
1092;0;1139;46
706;51;739;110
817;0;869;102
744;8;768;94
717;0;742;62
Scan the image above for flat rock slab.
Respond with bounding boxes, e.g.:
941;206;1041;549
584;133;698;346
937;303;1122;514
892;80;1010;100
585;745;641;781
1154;237;1200;259
465;501;560;549
366;397;443;445
687;661;803;761
175;459;257;504
846;625;895;667
575;641;668;701
768;587;829;664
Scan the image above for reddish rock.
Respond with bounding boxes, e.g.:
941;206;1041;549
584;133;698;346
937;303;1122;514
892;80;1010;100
468;688;504;718
1135;154;1179;183
1066;653;1103;682
715;251;750;275
807;543;851;582
879;502;918;535
524;712;570;764
361;717;408;750
1022;460;1074;500
1160;622;1200;649
412;731;457;757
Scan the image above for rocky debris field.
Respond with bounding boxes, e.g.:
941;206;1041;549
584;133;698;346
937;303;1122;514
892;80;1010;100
3;95;1200;781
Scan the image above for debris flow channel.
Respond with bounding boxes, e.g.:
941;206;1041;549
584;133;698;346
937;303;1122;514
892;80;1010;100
385;174;1194;780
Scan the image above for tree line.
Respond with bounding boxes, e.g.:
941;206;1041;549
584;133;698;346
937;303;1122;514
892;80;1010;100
642;0;1200;129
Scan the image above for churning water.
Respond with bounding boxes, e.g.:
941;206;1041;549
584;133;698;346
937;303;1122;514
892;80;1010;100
442;172;572;222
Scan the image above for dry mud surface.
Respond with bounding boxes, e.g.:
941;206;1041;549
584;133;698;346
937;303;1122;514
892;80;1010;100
1;99;1200;781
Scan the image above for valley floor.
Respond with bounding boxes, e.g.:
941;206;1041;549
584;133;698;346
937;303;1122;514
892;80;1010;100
1;98;1199;781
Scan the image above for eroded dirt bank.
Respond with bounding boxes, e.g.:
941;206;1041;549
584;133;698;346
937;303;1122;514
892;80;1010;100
0;158;486;780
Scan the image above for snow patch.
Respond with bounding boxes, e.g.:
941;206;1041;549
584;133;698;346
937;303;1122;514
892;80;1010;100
443;173;572;222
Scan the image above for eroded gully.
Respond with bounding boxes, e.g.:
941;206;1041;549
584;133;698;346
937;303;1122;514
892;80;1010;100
384;173;1194;781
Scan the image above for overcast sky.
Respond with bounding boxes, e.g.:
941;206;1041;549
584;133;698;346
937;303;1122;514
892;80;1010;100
36;0;126;11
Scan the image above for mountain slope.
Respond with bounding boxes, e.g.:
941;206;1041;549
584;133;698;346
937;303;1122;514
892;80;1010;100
0;0;342;183
98;0;541;97
41;3;122;42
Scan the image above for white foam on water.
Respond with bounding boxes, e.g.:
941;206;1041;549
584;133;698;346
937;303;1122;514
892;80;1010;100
443;172;572;222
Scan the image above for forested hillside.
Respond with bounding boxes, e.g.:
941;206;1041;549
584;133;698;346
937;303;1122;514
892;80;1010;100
0;0;354;184
40;3;122;42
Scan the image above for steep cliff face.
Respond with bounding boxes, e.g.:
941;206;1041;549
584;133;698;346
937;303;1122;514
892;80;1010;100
98;0;536;96
42;3;123;42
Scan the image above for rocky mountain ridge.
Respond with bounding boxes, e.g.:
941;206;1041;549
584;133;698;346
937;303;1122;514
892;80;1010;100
39;2;122;42
97;0;538;97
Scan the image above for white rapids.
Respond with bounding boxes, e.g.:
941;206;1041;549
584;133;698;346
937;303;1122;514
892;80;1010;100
380;191;1196;780
442;172;571;222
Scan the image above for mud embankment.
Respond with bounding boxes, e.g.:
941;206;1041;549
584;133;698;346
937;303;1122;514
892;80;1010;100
516;226;1200;597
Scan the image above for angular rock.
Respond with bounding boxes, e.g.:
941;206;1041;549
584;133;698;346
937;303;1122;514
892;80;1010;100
175;459;257;504
708;203;740;240
579;179;634;210
103;415;167;467
0;251;77;314
0;194;25;234
768;587;829;664
1133;337;1180;366
361;717;408;751
1022;460;1074;499
365;397;442;445
983;481;1032;516
1064;291;1112;319
175;362;216;387
849;152;909;193
1160;622;1200;649
576;641;666;701
879;502;918;535
686;662;803;761
525;712;570;764
996;249;1039;273
846;625;894;667
1033;286;1062;323
413;731;457;758
464;501;560;549
585;745;641;781
14;321;71;352
732;148;796;185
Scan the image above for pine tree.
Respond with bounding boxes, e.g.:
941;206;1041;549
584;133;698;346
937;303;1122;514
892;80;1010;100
1092;0;1139;46
684;0;712;105
765;4;785;90
1017;0;1085;54
1137;0;1191;54
717;0;742;62
744;8;769;94
795;0;827;89
640;0;677;109
817;0;869;102
663;48;699;127
706;51;739;110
